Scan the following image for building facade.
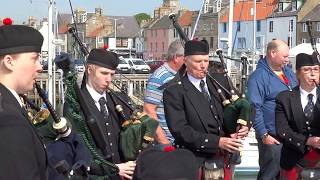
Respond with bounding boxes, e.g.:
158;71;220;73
297;3;320;45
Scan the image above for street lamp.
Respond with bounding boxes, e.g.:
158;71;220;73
114;18;118;42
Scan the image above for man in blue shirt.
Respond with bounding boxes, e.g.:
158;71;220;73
248;39;298;180
144;39;184;145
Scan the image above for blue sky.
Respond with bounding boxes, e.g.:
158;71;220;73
1;0;201;24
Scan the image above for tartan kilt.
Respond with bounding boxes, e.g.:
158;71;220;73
280;149;320;180
198;152;233;180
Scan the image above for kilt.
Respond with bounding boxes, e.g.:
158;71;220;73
199;153;233;180
280;149;320;180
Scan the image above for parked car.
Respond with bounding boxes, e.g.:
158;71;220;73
145;60;164;73
117;59;132;74
41;59;58;71
74;59;85;72
124;58;151;74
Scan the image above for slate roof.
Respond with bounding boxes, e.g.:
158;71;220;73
106;16;140;38
300;4;320;22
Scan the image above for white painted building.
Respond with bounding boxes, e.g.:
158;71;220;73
38;21;54;62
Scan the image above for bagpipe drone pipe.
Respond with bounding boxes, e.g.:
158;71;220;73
306;20;320;61
107;88;159;161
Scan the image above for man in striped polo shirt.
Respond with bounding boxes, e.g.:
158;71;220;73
144;39;185;146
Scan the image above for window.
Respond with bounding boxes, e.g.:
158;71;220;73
122;39;128;47
79;14;87;23
302;23;307;32
237;22;241;32
132;39;136;48
317;22;320;32
269;21;273;32
150;43;153;52
237;37;246;49
257;20;261;32
116;38;121;47
288;36;292;47
116;38;128;47
162;42;165;51
289;20;294;32
223;23;227;33
155;30;157;37
210;23;214;30
155;42;158;52
203;24;208;31
302;38;307;43
210;37;214;49
292;0;297;11
317;38;320;44
278;2;283;12
256;37;262;49
203;1;209;13
97;36;103;43
222;42;228;49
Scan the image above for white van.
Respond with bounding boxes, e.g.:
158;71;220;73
124;58;151;74
117;58;132;74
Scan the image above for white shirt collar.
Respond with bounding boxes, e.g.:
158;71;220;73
300;86;317;109
187;73;207;92
86;84;106;103
7;87;23;107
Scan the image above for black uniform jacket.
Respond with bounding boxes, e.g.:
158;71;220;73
0;83;47;180
163;75;226;164
80;86;123;163
275;86;320;170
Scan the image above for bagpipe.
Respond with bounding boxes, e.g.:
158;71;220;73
214;49;251;134
66;25;158;164
20;77;117;179
167;13;251;135
107;88;159;161
20;94;50;126
306;20;320;61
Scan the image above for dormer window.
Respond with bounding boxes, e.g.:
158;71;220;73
278;2;283;12
292;0;297;11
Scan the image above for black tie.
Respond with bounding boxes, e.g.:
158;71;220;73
200;80;210;101
21;106;28;118
304;94;314;120
98;97;109;118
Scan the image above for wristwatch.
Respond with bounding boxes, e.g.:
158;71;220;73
261;132;269;141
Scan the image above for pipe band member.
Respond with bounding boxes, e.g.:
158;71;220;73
276;53;320;180
64;48;136;180
0;24;47;179
163;40;248;180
